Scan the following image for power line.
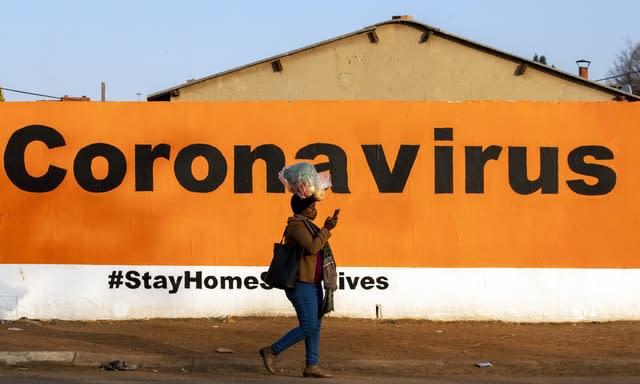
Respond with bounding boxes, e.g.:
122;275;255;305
595;70;640;82
0;86;61;100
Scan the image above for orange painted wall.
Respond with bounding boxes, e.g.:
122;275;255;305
0;101;638;267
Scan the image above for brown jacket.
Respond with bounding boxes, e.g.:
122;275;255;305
285;214;331;283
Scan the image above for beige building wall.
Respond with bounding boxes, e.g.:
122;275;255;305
168;23;615;102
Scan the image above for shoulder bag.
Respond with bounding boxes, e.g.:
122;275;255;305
262;229;302;289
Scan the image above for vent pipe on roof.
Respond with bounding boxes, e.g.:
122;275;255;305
576;59;591;79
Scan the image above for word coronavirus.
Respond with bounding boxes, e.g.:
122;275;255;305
2;125;615;195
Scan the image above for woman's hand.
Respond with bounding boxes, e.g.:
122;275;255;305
324;216;338;230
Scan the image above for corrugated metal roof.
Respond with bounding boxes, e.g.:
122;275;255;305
147;18;638;101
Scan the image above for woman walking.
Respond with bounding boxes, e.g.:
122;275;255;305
260;194;338;378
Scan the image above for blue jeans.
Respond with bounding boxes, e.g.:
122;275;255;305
272;282;323;365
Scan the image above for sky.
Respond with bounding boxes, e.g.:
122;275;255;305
2;0;639;101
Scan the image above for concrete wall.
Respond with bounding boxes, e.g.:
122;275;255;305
1;101;639;322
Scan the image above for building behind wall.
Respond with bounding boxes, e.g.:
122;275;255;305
148;16;638;102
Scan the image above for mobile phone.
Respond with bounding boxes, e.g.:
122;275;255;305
333;208;340;218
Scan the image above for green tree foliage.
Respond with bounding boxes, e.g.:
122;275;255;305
607;41;640;93
532;53;547;65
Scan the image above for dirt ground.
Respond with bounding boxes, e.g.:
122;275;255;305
2;317;640;378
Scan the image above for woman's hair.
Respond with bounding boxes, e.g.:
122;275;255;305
291;194;317;214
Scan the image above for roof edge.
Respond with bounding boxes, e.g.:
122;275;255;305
147;25;377;101
148;18;639;101
371;19;639;101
